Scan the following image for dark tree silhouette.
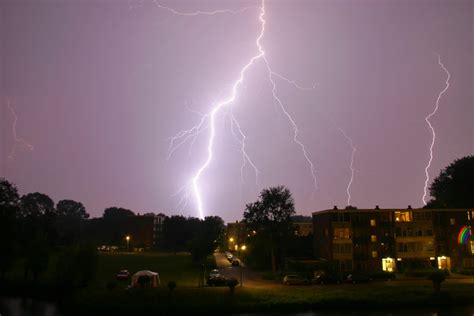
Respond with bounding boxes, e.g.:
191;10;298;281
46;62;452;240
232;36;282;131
244;186;295;272
57;199;89;219
56;200;90;246
20;192;55;218
188;216;225;263
102;207;135;220
0;179;20;277
426;156;474;208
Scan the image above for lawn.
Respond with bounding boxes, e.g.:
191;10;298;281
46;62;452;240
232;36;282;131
96;252;216;287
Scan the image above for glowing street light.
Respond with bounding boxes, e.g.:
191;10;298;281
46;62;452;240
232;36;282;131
241;245;247;251
126;235;130;250
229;237;234;243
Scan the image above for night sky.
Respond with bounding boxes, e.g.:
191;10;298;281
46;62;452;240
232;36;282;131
1;0;472;222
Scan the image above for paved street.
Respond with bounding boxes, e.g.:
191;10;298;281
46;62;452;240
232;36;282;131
213;252;281;288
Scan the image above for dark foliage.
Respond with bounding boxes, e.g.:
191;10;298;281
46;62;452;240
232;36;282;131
426;156;474;208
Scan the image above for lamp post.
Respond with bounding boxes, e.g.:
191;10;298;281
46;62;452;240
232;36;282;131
240;244;246;287
126;235;130;251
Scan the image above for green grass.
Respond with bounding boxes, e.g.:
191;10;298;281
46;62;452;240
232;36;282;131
96;252;215;288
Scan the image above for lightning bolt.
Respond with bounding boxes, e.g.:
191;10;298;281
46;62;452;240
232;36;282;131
162;0;318;218
6;99;34;160
337;127;356;206
422;53;450;205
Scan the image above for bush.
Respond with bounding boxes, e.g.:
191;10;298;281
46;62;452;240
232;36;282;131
227;278;239;293
106;280;117;291
167;281;177;291
404;268;446;278
428;270;446;294
370;271;396;280
460;268;474;275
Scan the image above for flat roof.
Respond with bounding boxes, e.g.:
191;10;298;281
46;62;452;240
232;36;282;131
312;208;472;215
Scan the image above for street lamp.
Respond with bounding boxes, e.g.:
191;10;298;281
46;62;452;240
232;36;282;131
126;235;130;250
239;244;246;287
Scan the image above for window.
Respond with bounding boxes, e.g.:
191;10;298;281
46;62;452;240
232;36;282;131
370;219;376;227
395;211;412;222
372;251;378;258
333;228;350;239
371;235;377;242
382;258;394;272
426;229;433;236
450;218;455;225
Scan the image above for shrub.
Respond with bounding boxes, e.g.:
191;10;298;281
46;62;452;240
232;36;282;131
428;270;446;294
167;281;177;291
370;271;396;280
227;278;239;293
106;280;117;291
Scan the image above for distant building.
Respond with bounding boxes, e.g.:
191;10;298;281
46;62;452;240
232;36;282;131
293;222;313;237
226;221;247;251
126;213;166;248
313;206;474;272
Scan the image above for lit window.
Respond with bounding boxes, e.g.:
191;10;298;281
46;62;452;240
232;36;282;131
370;219;376;227
371;235;377;242
450;218;455;225
382;258;394;272
372;251;378;258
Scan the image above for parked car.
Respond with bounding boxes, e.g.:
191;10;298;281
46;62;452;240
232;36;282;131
116;269;131;280
346;273;372;284
207;275;229;286
312;273;341;285
209;269;220;278
283;275;310;285
231;259;240;267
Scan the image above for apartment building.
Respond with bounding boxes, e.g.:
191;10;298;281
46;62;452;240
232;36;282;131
313;206;474;272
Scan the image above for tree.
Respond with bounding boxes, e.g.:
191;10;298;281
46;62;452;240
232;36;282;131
188;216;225;263
163;215;189;253
243;186;295;272
56;200;90;245
426;156;474;208
57;200;89;219
102;207;135;220
20;192;57;246
102;207;135;245
0;178;20;277
20;192;55;218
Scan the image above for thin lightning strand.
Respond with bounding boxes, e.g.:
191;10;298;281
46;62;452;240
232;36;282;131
6;99;34;160
164;0;317;218
422;53;450;205
152;1;258;16
337;127;356;206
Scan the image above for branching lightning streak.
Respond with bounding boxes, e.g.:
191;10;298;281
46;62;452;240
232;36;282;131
164;0;317;218
422;53;450;205
337;127;356;206
6;99;34;160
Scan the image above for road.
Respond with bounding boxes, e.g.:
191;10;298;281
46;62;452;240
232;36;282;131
213;252;281;288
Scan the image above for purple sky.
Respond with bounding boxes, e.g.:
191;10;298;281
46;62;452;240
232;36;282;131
1;0;473;222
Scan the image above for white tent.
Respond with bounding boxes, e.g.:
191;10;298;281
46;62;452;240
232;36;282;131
131;270;160;288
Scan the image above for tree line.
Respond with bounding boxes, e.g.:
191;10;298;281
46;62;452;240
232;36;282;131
0;178;224;285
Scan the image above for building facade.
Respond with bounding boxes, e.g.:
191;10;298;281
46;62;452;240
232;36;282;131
126;213;166;248
313;206;474;272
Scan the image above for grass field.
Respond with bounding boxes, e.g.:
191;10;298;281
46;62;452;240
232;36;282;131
4;251;474;314
96;252;215;287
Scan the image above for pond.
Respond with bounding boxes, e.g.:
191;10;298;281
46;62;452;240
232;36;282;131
2;297;474;316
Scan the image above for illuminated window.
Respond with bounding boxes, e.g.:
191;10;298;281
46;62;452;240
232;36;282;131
382;258;394;272
395;211;412;222
372;251;378;258
371;235;377;242
370;219;376;227
450;218;455;225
